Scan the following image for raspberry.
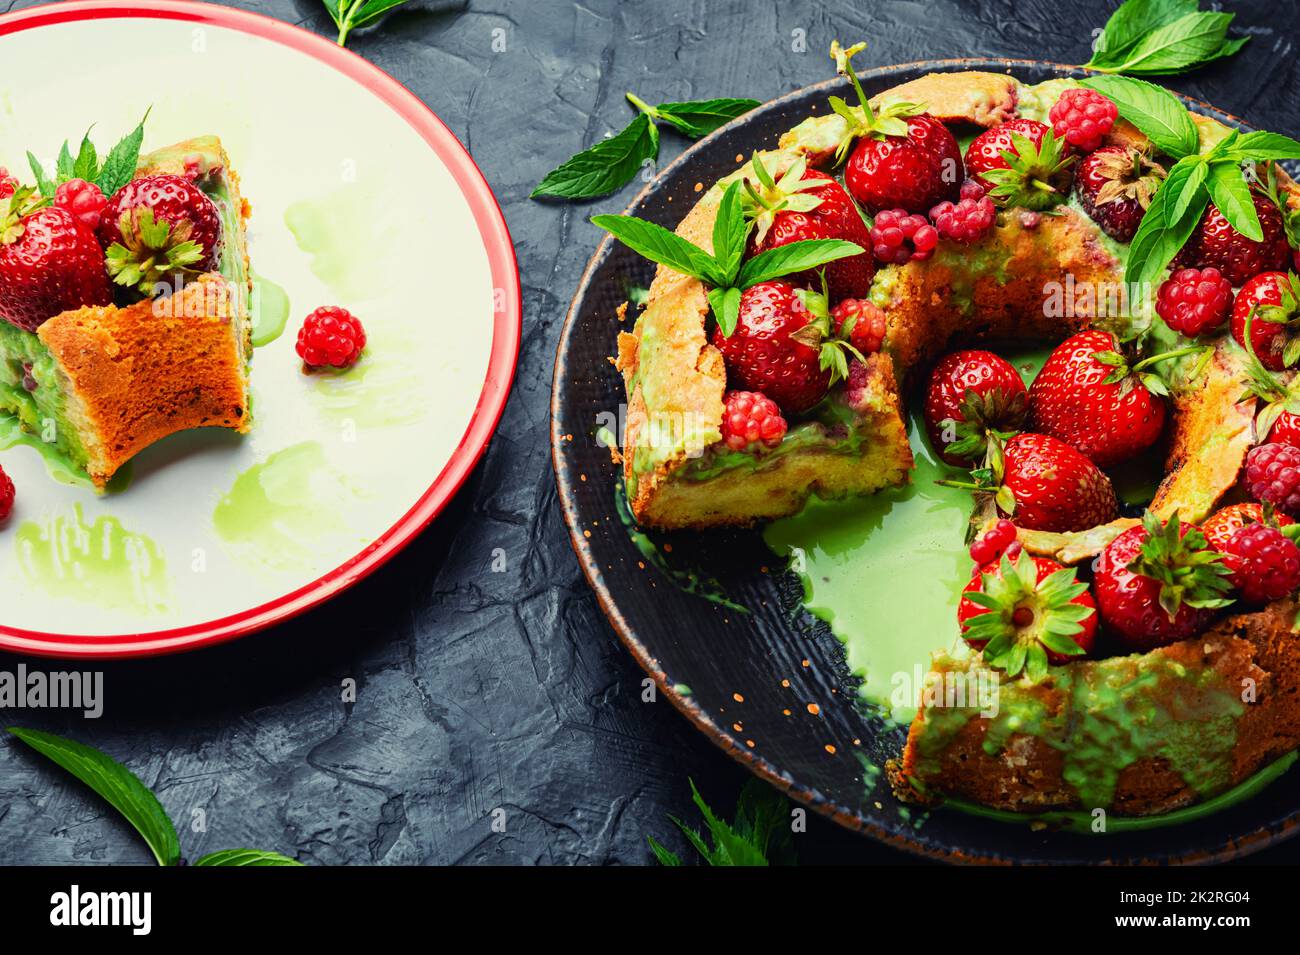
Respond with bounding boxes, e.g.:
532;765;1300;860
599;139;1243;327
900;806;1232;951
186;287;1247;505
869;208;938;264
1246;442;1300;516
0;466;13;522
929;196;996;243
830;298;887;354
0;168;16;201
1220;523;1300;604
969;518;1018;564
296;306;367;369
1048;88;1118;153
54;179;107;234
720;390;787;451
1155;267;1233;337
959;179;987;202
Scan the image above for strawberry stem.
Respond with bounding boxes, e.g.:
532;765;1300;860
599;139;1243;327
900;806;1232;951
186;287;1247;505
1131;344;1206;372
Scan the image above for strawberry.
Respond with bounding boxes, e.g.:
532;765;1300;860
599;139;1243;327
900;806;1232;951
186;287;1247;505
831;42;962;214
964;119;1074;210
1094;511;1234;651
957;552;1097;679
923;350;1027;466
1026;329;1198;468
1233;303;1300;444
941;432;1117;532
712;280;857;415
1174;191;1291;287
1202;502;1294;554
1073;145;1165;244
744;155;875;299
0;187;111;332
1231;271;1300;371
98;174;222;292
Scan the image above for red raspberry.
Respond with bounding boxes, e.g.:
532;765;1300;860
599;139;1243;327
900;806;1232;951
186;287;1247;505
830;298;887;354
1155;267;1233;337
1219;523;1300;604
296;306;367;369
1048;88;1118;154
720;390;787;451
869;208;938;264
959;179;988;202
1246;442;1300;517
54;179;107;234
0;168;16;200
0;465;13;522
969;518;1018;565
929;196;996;243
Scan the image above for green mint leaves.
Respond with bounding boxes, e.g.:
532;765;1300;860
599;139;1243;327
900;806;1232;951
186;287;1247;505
592;179;862;336
1086;0;1248;76
323;0;413;47
531;92;758;200
27;112;149;200
7;727;301;867
648;778;796;866
1081;75;1300;285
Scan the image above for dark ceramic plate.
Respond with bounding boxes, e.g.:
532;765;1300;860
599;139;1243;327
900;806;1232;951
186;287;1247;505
551;60;1300;864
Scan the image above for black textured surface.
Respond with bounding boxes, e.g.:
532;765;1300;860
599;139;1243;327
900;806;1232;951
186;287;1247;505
2;0;1299;866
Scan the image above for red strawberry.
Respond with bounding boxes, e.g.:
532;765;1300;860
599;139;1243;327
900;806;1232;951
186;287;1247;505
745;156;875;299
923;350;1027;466
997;432;1117;532
1201;502;1294;554
0;464;13;522
98;174;222;292
712;280;853;415
1073;145;1165;244
964;119;1074;210
1094;511;1234;651
1026;329;1193;468
0;188;111;332
957;552;1097;678
1231;271;1300;371
1174;191;1290;287
833;39;961;214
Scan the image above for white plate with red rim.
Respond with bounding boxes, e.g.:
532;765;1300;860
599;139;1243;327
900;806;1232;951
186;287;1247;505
0;0;520;657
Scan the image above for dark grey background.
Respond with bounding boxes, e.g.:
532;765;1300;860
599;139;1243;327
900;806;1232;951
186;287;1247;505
2;0;1298;865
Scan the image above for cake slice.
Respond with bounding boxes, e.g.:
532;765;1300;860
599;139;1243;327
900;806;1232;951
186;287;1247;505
0;136;252;486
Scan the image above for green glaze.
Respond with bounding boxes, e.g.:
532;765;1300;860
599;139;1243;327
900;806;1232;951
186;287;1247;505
250;272;291;348
944;752;1298;834
0;322;90;476
285;183;386;301
763;350;1048;722
303;329;424;430
213;441;358;571
1015;78;1083;123
14;504;169;612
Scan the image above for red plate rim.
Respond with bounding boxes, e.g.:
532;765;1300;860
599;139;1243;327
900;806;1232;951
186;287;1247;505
0;0;522;659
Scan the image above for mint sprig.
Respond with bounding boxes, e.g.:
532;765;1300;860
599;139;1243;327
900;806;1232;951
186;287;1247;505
592;179;862;336
1086;0;1249;76
7;727;302;866
1080;75;1199;158
648;778;796;866
323;0;413;47
27;112;149;200
532;92;758;201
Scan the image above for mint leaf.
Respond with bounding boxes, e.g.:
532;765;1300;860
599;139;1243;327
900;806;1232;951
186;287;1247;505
1223;131;1300;162
95;112;149;197
26;152;53;197
708;285;742;337
1080;75;1199;158
72;131;98;182
193;849;303;866
1205;160;1262;242
8;727;181;867
324;0;414;46
1102;12;1237;76
532;114;659;200
1168;157;1208;223
650;779;795;866
1089;0;1197;67
711;180;748;283
590;212;725;286
1127;156;1209;286
646;836;683;865
737;238;863;288
55;141;74;182
653;98;760;139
